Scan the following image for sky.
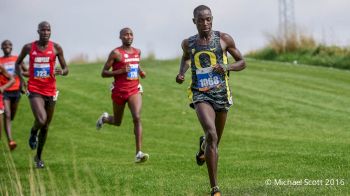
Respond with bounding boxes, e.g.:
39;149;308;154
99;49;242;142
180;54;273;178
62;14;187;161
1;0;350;61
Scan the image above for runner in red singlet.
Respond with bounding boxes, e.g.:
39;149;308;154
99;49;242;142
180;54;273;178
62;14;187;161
96;27;149;163
0;52;15;149
0;40;28;150
15;21;69;168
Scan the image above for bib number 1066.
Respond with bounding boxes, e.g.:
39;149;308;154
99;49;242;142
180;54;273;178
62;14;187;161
199;76;220;88
196;67;222;91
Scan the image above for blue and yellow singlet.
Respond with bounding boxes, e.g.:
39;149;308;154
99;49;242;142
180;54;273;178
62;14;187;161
188;31;232;110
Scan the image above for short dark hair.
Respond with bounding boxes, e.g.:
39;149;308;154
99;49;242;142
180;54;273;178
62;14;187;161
1;40;11;47
193;5;211;18
38;21;50;30
119;27;132;36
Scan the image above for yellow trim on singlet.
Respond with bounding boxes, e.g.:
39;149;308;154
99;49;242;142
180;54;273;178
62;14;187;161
224;72;231;101
223;53;231;102
223;53;228;64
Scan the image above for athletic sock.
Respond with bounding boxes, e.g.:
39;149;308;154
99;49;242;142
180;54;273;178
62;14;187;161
31;128;39;135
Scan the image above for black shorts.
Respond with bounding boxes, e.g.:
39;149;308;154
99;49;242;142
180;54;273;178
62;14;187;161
3;90;21;103
28;91;56;107
188;87;232;112
191;100;230;112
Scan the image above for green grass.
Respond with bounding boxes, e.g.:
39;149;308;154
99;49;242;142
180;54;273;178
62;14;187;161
246;45;350;70
1;58;349;195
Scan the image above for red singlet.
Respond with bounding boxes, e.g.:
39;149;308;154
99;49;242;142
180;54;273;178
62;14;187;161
28;41;56;96
111;47;141;104
0;56;20;91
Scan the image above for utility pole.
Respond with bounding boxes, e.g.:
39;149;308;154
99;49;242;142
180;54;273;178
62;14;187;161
278;0;296;44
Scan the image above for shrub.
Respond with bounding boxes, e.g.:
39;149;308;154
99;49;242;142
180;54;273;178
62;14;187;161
247;31;350;70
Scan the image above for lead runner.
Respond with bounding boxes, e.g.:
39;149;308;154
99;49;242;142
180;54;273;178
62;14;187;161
176;5;246;195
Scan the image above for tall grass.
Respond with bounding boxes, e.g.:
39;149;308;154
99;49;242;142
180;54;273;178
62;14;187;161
247;31;350;69
0;138;105;196
0;142;23;196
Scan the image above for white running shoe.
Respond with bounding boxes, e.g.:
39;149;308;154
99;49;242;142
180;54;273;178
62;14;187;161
96;112;108;130
135;151;149;163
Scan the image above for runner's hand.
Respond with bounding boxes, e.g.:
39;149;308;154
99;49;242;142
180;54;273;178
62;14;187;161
139;71;146;79
176;74;185;84
124;64;131;73
55;67;63;75
213;64;227;75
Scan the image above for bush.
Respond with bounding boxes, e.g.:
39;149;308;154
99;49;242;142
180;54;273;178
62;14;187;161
246;32;350;70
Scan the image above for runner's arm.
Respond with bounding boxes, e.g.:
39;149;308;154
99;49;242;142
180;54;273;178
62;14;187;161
221;33;246;71
139;64;146;79
55;43;69;76
0;66;15;93
176;39;190;84
20;62;29;77
15;43;30;92
101;50;129;77
137;50;146;78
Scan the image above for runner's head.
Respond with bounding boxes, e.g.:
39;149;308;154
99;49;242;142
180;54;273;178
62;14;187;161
193;5;213;35
37;21;51;42
1;40;12;56
119;27;133;47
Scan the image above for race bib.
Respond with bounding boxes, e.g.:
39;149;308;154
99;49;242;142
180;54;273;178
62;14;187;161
196;67;222;91
127;64;139;80
34;63;50;78
4;63;15;75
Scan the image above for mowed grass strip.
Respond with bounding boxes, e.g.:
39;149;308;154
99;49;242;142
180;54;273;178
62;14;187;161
0;59;349;195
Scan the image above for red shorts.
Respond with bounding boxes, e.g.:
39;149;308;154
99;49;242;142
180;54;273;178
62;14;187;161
111;88;139;105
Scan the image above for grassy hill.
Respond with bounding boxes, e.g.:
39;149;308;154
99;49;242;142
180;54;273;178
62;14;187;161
1;58;349;195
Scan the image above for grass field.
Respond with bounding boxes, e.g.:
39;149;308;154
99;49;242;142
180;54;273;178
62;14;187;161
1;58;349;195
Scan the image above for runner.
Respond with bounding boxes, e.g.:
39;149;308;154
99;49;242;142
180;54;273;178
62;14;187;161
96;27;149;163
176;5;246;195
15;21;69;168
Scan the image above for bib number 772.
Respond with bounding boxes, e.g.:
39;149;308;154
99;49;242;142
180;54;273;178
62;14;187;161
127;64;139;80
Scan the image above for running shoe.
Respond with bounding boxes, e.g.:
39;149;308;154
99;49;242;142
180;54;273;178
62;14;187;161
9;140;17;151
135;151;149;163
211;186;221;196
29;132;38;150
196;136;205;166
34;156;45;169
96;112;108;130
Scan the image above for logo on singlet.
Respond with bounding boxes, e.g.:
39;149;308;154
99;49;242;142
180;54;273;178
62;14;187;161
193;50;223;91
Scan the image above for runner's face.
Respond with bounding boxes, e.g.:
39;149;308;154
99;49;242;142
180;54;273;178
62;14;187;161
120;29;133;47
193;9;213;34
38;24;51;42
1;41;12;55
